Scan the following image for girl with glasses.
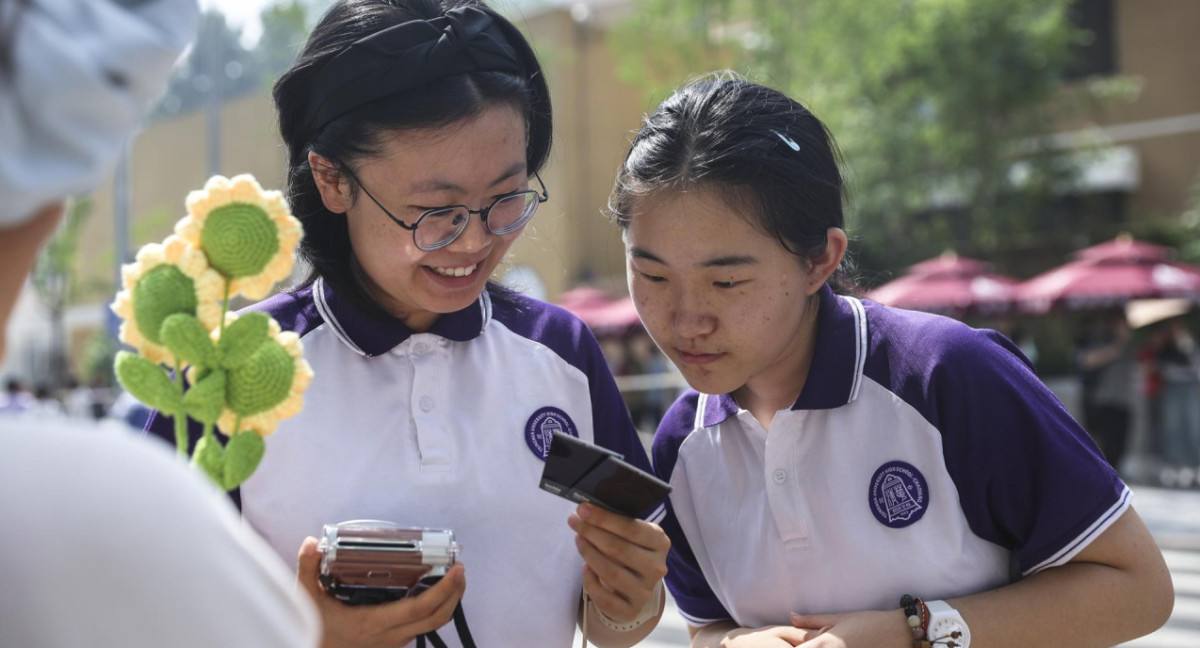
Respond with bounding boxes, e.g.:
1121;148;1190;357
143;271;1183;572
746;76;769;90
146;2;668;646
611;73;1173;648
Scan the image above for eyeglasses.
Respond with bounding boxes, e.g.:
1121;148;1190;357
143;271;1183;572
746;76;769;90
348;170;549;251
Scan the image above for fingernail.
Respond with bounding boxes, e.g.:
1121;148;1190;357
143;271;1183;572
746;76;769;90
567;513;581;528
790;612;803;624
577;504;592;518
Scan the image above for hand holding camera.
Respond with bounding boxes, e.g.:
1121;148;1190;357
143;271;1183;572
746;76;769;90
297;527;465;648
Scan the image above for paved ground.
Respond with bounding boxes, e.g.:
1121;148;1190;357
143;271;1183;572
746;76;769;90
590;485;1200;647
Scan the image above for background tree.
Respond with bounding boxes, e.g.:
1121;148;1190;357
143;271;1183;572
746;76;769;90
31;199;91;386
612;0;1134;282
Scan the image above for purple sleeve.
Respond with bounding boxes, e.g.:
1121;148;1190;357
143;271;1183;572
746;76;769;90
864;309;1126;574
652;392;732;624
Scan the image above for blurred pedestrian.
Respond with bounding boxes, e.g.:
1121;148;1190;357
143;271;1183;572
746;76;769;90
0;1;320;646
1155;317;1200;485
0;378;33;414
1075;311;1136;472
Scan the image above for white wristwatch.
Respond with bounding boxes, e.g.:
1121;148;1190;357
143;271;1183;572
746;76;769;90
925;600;971;648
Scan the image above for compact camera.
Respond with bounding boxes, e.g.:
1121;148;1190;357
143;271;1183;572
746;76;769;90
317;520;460;606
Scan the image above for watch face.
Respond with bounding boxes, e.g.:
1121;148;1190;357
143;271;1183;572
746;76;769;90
928;615;970;647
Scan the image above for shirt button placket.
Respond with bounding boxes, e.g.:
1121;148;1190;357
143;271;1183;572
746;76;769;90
410;337;449;471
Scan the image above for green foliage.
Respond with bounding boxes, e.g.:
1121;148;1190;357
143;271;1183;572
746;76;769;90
183;369;227;425
160;314;217;367
217;312;271;368
612;0;1128;279
222;431;266;490
114;352;183;414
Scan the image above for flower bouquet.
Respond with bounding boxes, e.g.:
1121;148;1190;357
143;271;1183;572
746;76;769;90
111;174;312;490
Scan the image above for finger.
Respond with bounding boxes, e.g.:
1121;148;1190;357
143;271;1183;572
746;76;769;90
296;536;326;604
790;612;840;629
572;517;667;582
582;564;639;620
381;566;467;643
776;626;824;646
570;504;671;552
575;533;644;598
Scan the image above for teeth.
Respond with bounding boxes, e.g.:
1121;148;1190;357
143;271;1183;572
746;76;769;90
432;264;477;277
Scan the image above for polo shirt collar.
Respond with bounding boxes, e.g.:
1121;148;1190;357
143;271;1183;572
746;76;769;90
312;276;492;357
699;284;868;427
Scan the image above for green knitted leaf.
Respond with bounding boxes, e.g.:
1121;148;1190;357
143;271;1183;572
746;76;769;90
192;435;225;487
114;351;182;414
160;313;216;367
222;431;265;490
217;311;270;369
132;265;197;344
183;369;226;425
226;339;294;416
200;203;279;279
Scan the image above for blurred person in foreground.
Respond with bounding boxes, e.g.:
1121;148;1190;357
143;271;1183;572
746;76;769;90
0;1;320;646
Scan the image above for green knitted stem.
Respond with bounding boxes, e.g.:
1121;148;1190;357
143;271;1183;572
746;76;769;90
132;265;198;344
200;203;279;278
226;340;294;416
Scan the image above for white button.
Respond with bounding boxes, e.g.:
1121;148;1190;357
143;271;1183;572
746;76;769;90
772;469;787;484
414;342;429;354
419;396;435;412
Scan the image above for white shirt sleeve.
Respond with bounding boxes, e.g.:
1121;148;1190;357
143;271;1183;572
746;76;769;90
0;421;321;648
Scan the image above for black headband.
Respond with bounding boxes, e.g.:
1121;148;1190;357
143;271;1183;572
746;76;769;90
305;7;527;133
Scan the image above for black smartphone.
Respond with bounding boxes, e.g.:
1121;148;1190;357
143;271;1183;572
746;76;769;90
539;431;671;518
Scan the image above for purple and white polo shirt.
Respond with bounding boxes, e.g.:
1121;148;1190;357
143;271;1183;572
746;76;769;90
652;284;1128;628
147;277;661;648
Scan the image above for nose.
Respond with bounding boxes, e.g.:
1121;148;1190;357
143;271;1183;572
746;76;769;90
445;208;492;254
671;288;716;340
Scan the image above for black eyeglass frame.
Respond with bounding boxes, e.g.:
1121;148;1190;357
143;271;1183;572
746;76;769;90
346;169;549;251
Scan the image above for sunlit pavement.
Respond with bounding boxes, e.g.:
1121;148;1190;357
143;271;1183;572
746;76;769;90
584;485;1200;647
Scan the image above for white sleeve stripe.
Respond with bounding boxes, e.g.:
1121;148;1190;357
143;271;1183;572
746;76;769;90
1023;485;1133;576
842;295;867;403
677;609;732;627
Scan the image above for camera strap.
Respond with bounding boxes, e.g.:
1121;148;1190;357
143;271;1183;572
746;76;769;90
416;601;477;648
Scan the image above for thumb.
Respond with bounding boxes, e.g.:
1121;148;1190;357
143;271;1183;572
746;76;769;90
296;536;325;602
790;612;838;629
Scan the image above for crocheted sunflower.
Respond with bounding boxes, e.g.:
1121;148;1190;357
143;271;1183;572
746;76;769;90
110;235;224;365
212;312;313;437
110;174;310;491
176;174;302;300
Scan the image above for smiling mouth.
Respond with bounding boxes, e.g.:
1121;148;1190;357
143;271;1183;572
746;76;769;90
430;263;479;277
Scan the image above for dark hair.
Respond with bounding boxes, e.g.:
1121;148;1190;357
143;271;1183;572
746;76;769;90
609;72;855;292
273;0;552;318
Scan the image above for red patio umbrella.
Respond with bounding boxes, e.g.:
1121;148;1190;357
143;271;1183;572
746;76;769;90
1016;235;1200;313
555;287;643;335
866;252;1019;317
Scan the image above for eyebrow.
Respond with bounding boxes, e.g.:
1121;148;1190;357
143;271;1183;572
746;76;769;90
405;162;527;195
630;248;760;268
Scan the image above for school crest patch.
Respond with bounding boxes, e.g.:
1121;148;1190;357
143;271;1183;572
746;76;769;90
868;461;928;528
525;406;578;460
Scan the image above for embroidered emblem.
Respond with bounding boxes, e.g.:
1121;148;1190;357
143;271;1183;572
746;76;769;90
868;461;928;528
525;406;578;460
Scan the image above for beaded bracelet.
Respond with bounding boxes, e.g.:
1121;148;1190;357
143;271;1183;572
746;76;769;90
899;595;964;648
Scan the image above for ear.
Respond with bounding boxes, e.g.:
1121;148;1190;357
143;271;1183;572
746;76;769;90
308;151;352;214
804;227;849;296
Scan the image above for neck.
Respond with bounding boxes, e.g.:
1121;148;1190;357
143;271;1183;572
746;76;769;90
734;294;821;429
349;258;439;332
